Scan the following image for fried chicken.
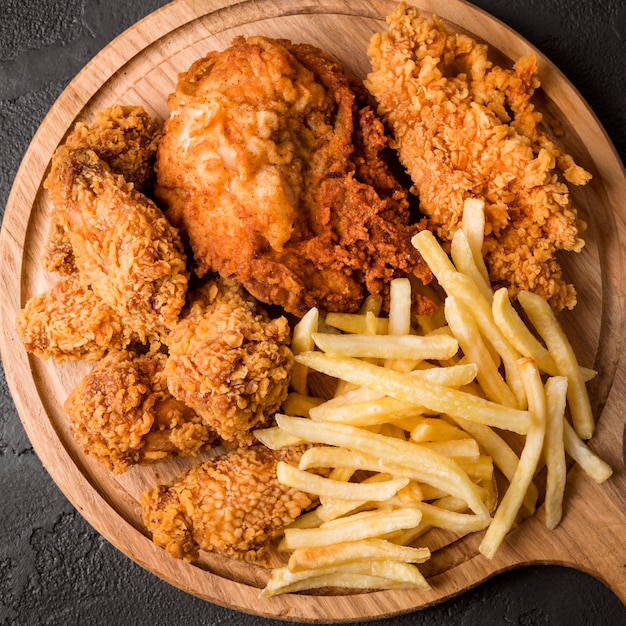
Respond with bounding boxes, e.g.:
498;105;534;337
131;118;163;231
43;105;161;274
44;147;188;345
16;274;126;362
165;278;294;447
141;445;315;563
366;4;591;310
155;36;434;317
64;350;217;473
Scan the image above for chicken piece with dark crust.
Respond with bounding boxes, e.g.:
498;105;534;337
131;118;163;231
155;36;434;317
141;445;315;563
65;350;217;473
366;4;591;311
43;105;161;274
165;278;294;447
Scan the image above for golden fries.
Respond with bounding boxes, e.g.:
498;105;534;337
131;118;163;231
257;200;611;596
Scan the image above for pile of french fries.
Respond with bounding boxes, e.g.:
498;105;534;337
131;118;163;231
254;199;612;597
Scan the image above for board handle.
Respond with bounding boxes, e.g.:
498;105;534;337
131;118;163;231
481;466;626;602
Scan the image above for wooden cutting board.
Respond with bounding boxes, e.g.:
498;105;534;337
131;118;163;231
1;0;624;621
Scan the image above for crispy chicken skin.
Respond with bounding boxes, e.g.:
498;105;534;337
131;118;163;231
166;278;294;447
65;350;217;473
155;36;434;317
43;105;161;274
16;274;127;362
366;4;591;310
44;147;189;345
141;445;315;563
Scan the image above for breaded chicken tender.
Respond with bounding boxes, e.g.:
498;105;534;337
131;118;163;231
65;350;217;473
156;36;434;317
366;4;591;310
43;105;161;274
44;147;188;345
166;278;293;447
141;445;315;563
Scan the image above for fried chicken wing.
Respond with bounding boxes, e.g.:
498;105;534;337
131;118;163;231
45;147;188;344
156;36;434;317
43;105;161;274
65;350;217;473
141;445;315;563
165;278;293;447
366;4;591;310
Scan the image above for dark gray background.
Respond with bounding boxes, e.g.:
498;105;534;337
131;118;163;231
1;1;624;625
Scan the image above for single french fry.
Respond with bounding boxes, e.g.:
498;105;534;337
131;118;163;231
445;295;518;408
451;228;493;303
324;312;390;335
544;376;568;529
280;508;423;550
290;307;319;395
253;426;304;449
479;359;547;558
492;287;558;376
410;418;467;442
412;230;457;277
287;538;430;573
281;392;324;417
518;290;594;440
562;419;613;483
461;198;491;286
312;332;459;361
295;352;531;435
277;461;409;501
418;438;481;460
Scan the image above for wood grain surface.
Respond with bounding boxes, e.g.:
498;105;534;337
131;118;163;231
1;0;624;622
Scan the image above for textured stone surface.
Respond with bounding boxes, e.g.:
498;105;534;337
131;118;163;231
0;1;624;625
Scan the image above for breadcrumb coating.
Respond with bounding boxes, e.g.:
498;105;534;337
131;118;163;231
43;105;161;274
366;3;591;310
65;350;216;473
166;278;294;447
141;445;315;563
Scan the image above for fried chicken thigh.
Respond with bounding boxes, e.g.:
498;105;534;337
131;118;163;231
141;445;315;563
166;278;294;447
366;4;591;310
65;350;216;473
156;36;433;317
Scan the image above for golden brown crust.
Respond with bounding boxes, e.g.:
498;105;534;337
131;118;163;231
141;445;316;563
64;350;216;473
366;4;590;310
155;36;433;317
165;278;294;447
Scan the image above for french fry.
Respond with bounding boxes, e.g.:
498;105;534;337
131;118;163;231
418;438;481;460
277;461;409;501
311;332;459;361
276;415;491;520
445;295;518;408
287;538;430;573
290;307;319;395
280;508;423;550
543;376;568;529
388;278;412;336
437;270;526;408
479;359;547;558
294;352;531;435
262;560;429;596
517;290;594;440
562;419;613;483
410;418;467;442
281;392;324;417
492;287;558;376
324;312;389;335
461;198;491;288
412;230;457;277
451;228;493;302
253;426;304;449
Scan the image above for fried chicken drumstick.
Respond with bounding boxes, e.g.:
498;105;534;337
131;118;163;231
156;36;434;317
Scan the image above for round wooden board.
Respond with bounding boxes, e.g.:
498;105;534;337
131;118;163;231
1;0;625;622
